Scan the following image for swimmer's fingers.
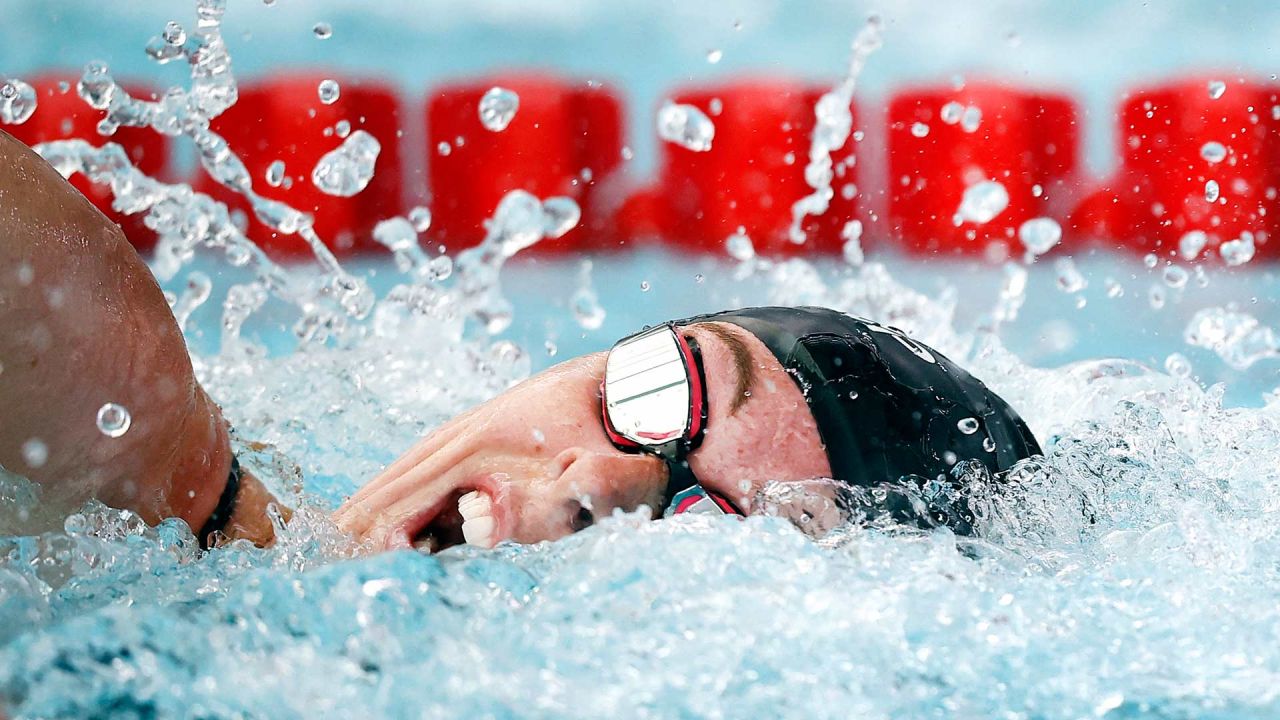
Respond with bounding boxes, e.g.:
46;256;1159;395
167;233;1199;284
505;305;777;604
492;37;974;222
342;402;484;508
333;432;476;535
347;456;476;549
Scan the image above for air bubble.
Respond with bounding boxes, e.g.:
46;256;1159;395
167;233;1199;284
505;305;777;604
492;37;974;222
706;49;723;64
911;122;930;138
958;417;980;435
1207;80;1226;99
313;22;333;39
96;403;133;438
960;105;982;133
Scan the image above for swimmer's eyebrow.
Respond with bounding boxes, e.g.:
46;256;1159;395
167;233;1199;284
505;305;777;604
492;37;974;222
685;323;756;416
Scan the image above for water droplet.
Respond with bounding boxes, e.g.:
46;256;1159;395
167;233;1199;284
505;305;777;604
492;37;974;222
1220;232;1256;266
726;228;755;261
1143;253;1158;269
544;340;558;357
1179;230;1208;260
841;220;864;266
621;146;635;161
911;122;930;138
408;206;432;232
640;280;651;292
1148;285;1166;310
956;180;1009;224
1164;352;1192;378
22;438;47;468
1105;278;1124;299
1207;80;1226;99
478;86;519;132
436;141;452;156
694;273;705;283
1017;217;1062;256
334;120;350;138
706;49;723;64
163;21;187;46
657;102;715;152
0;78;37;125
311;130;380;197
265;160;285;187
532;428;546;444
957;417;980;435
1205;179;1220;203
317;79;340;105
1054;257;1086;293
1200;141;1227;164
1163;265;1189;289
571;289;605;331
313;22;332;39
982;437;996;452
960;105;982;133
96;402;132;438
541;196;581;239
940;101;964;125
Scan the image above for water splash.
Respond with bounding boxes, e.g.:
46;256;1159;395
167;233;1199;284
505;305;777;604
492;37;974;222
1185;306;1280;369
787;14;882;245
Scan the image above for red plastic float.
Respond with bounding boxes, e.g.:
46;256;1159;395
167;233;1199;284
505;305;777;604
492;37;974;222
1069;77;1280;260
887;82;1079;258
197;73;404;260
4;73;169;252
654;78;859;255
425;74;625;253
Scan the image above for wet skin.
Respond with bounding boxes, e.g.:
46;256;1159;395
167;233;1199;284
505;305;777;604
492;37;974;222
0;128;831;552
0;129;275;543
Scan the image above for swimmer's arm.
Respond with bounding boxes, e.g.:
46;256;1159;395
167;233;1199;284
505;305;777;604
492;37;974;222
0;128;284;544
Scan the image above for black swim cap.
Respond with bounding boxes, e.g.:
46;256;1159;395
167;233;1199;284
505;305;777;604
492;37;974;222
681;306;1041;533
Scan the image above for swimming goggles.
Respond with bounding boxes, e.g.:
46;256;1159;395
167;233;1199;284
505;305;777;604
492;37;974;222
600;323;741;517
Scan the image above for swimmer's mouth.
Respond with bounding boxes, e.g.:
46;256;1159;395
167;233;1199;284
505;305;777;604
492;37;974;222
407;488;499;553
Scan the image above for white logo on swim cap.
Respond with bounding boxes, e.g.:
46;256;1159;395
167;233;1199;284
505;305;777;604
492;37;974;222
864;321;937;364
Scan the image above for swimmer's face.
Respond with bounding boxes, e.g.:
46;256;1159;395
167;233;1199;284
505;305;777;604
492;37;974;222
333;322;831;552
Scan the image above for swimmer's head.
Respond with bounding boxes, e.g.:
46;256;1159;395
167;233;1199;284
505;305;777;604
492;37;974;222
335;306;1040;551
334;318;831;552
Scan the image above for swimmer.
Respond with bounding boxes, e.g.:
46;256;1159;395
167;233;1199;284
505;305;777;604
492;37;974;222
0;129;1041;551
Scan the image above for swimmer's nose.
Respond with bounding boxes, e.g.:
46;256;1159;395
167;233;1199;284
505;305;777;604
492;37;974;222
553;448;668;515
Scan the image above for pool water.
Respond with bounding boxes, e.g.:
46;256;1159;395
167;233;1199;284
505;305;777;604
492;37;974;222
6;0;1280;716
4;244;1280;718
